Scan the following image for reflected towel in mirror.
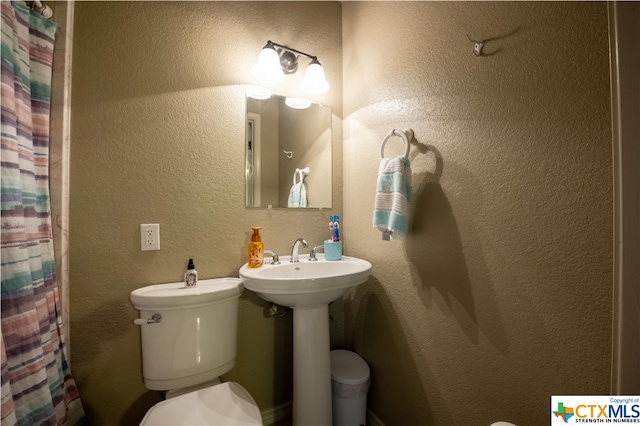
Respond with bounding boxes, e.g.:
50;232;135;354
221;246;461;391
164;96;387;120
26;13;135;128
288;169;308;208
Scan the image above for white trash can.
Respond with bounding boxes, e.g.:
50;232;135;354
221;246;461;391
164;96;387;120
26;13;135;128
331;349;371;426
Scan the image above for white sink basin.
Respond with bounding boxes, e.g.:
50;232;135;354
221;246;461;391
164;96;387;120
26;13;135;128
239;255;371;308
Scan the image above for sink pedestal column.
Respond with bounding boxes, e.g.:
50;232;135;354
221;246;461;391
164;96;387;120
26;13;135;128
292;305;332;425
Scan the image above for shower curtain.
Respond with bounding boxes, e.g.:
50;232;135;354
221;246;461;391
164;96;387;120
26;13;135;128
1;2;85;425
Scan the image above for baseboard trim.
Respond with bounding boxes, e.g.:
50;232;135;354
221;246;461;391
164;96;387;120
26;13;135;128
261;401;292;425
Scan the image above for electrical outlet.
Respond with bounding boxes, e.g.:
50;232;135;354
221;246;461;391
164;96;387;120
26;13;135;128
140;224;160;251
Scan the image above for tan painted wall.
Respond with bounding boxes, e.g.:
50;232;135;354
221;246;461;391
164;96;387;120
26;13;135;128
68;2;342;424
342;2;613;425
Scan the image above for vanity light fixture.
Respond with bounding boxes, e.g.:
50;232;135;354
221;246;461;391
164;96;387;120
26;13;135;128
252;40;330;95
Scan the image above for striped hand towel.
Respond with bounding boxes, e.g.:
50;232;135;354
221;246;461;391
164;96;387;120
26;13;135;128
373;156;412;240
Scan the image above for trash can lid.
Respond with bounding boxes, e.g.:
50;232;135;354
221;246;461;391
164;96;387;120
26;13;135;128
330;349;370;385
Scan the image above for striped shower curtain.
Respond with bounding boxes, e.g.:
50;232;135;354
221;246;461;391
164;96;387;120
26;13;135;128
1;2;85;425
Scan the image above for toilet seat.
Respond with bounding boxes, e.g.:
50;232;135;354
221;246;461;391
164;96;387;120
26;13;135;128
140;382;263;425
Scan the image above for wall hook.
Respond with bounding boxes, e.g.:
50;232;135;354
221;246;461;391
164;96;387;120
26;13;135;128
466;34;485;57
283;150;293;159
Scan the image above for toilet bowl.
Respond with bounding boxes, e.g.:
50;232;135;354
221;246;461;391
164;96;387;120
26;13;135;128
130;278;262;426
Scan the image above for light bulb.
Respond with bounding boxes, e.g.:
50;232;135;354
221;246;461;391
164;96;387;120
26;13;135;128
300;59;329;95
252;45;284;83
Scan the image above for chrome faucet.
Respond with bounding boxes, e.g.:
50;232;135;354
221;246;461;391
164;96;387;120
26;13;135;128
309;245;324;261
290;238;308;262
263;250;280;265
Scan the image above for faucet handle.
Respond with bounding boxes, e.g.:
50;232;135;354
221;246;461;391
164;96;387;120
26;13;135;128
264;249;280;264
309;245;324;261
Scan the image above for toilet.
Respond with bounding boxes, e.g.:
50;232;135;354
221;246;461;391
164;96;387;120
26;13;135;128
130;278;263;426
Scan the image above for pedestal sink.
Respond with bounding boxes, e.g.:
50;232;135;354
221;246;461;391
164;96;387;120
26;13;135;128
239;254;372;426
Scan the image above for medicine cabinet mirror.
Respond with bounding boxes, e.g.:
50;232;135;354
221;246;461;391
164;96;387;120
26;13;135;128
245;91;332;208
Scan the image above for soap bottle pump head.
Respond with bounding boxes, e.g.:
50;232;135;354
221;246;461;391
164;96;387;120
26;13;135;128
251;227;263;242
187;258;195;270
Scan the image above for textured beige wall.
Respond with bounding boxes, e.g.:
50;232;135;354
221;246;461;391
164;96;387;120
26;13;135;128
342;2;612;425
68;2;614;425
68;2;342;424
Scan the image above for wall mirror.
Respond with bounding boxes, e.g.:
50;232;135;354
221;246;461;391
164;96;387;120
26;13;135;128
245;91;332;208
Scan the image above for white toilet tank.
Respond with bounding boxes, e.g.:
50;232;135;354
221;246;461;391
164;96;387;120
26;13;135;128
130;278;244;391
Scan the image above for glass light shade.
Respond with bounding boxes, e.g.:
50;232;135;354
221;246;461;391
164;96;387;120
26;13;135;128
246;85;273;100
252;46;284;83
300;60;329;95
285;97;312;109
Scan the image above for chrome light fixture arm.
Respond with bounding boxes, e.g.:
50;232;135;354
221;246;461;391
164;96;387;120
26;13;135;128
267;40;319;63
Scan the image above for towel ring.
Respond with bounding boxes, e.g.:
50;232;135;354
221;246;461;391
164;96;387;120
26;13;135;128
380;128;414;159
292;167;309;185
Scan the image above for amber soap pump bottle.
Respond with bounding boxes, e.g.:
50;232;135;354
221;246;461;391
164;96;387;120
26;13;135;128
247;227;264;268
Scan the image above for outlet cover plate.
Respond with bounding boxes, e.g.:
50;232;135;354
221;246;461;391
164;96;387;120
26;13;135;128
140;223;160;251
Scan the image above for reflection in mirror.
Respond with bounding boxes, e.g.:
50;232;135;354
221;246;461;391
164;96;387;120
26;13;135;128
245;90;332;208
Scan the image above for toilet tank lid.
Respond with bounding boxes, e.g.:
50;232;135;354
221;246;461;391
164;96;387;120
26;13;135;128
130;278;243;310
331;349;370;385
